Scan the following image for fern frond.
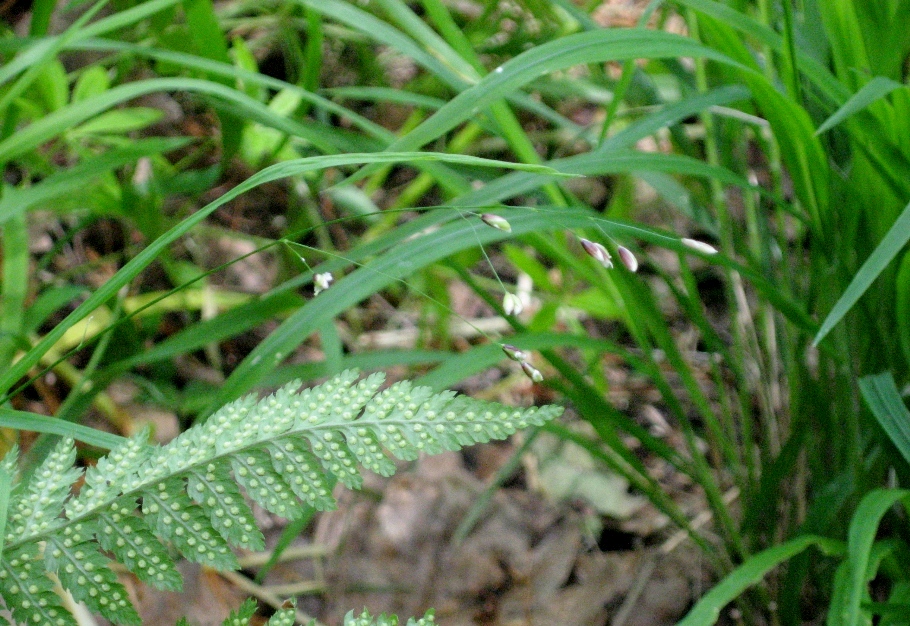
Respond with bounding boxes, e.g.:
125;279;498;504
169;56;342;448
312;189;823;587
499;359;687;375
339;608;436;626
267;602;297;626
223;598;258;625
0;370;561;624
0;446;18;477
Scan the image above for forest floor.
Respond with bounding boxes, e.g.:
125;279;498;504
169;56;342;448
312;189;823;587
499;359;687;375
14;0;745;623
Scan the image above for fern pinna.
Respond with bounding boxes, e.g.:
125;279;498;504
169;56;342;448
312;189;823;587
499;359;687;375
0;370;560;625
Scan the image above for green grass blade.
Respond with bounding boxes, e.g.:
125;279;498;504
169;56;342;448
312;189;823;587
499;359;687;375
448;83;753;206
104;291;303;374
202;207;639;412
29;0;56;36
814;200;910;345
297;0;472;87
6;36;486;202
22;286;88;335
340;28;740;182
373;0;479;81
296;0;578;135
182;0;240;160
301;8;323;94
0;0;181;90
253;508;317;583
183;0;230;62
0;76;348;161
673;0;849;106
78;0;181;39
76;38;393;139
859;373;910;468
412;326;692;476
414;332;627;391
261;350;450;389
420;0;485;70
693;13;830;231
304;0;571;204
841;490;910;626
0;214;28;363
0;154;563;399
0;408;125;450
816;77;905;135
898;252;910;365
323;86;446;110
450;154;773;212
677;535;846;626
0;0;108;115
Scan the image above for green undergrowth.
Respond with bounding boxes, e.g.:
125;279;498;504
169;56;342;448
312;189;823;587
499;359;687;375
0;0;909;624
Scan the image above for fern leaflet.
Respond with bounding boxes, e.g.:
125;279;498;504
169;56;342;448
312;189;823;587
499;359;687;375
0;370;561;625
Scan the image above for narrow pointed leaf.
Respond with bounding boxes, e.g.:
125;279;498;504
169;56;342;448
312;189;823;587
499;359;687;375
814;200;910;345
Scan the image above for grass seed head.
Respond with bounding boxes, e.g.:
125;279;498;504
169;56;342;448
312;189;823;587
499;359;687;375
681;238;718;255
503;292;523;316
617;245;639;272
580;238;613;268
520;361;544;383
502;344;527;362
481;213;512;232
314;272;334;295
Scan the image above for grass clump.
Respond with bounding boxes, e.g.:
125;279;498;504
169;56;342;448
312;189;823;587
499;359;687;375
1;0;910;624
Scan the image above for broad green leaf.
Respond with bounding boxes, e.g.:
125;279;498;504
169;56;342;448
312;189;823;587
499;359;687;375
72;65;111;103
33;59;69;113
814;200;910;345
183;0;230;63
68;107;164;136
859;373;910;468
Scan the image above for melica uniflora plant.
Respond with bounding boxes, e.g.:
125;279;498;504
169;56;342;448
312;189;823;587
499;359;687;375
0;370;561;625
